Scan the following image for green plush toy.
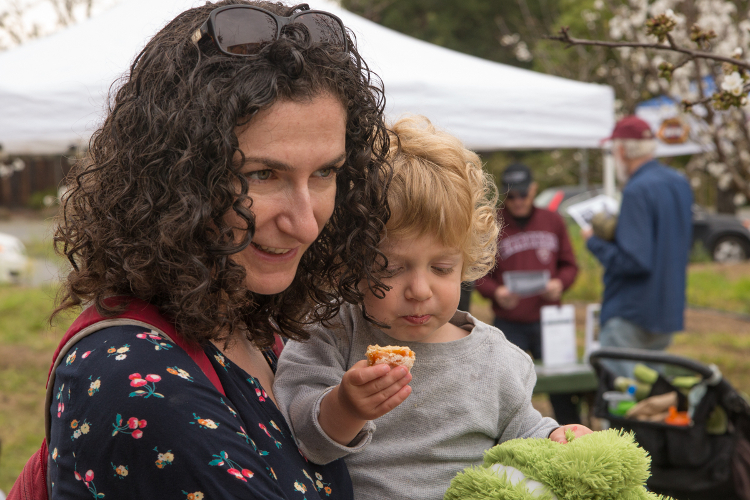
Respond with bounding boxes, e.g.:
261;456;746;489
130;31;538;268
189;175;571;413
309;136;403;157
444;429;673;500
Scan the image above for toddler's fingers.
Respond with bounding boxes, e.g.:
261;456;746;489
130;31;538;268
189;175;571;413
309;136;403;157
350;366;412;407
548;427;567;443
364;365;411;394
573;425;594;437
344;361;390;386
373;383;412;416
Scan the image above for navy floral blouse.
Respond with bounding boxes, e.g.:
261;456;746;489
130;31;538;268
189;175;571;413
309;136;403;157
48;325;353;499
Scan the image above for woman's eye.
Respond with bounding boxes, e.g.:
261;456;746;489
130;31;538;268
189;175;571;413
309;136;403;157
246;170;272;181
380;267;402;278
315;167;337;178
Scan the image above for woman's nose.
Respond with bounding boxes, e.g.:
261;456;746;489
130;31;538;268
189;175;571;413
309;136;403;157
404;272;432;301
278;187;327;245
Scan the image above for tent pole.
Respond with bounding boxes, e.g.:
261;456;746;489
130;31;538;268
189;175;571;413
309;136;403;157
603;147;616;198
578;148;589;189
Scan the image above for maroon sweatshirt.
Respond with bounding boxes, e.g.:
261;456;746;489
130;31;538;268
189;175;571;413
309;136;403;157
476;207;578;324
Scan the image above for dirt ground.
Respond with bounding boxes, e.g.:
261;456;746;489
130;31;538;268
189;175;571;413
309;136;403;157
470;299;750;354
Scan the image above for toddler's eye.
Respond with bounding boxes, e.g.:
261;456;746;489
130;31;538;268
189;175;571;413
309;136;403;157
246;170;272;181
432;267;454;276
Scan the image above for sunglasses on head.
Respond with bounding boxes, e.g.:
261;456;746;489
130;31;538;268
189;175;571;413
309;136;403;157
505;190;529;200
192;5;348;56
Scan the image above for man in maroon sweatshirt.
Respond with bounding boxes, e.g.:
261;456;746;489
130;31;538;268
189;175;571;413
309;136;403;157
476;163;580;423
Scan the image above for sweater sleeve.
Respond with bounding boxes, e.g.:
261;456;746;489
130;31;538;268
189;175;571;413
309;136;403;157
586;188;653;277
497;351;560;442
553;214;578;290
273;315;374;465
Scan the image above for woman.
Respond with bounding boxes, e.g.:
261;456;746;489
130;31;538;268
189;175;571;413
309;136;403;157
48;1;390;498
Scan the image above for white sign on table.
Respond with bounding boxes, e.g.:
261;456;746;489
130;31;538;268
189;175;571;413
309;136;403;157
583;303;601;363
541;304;577;367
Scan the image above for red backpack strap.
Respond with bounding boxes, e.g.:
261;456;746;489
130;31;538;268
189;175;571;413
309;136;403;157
45;297;225;443
272;333;285;358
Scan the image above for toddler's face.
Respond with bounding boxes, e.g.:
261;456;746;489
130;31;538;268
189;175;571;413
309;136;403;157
363;233;464;343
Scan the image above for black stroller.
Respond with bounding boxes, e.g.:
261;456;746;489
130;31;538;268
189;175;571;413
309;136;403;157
589;348;750;500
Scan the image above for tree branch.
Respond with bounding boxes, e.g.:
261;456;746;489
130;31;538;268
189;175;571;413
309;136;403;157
547;27;750;71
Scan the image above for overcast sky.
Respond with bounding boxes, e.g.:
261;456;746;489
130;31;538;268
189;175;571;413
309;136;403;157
0;0;120;49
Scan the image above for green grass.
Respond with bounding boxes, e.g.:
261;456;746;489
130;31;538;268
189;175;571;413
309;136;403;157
687;269;750;315
562;224;603;303
23;237;69;270
562;222;750;315
0;285;75;493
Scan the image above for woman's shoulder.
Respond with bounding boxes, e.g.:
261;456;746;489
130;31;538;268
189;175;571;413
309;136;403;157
50;324;218;430
55;323;199;377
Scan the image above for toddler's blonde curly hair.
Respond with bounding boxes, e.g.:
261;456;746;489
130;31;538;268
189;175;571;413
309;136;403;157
385;116;500;281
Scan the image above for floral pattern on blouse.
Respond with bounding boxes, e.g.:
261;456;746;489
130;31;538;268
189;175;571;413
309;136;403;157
49;325;352;499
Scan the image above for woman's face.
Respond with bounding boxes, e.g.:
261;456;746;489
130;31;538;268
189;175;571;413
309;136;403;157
227;94;347;295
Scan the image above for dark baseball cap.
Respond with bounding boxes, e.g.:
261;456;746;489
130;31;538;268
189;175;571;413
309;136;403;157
501;163;533;193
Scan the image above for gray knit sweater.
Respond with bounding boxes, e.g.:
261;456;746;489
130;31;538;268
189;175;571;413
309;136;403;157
273;304;559;500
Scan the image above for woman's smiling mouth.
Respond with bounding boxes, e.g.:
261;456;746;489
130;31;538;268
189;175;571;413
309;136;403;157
252;242;293;255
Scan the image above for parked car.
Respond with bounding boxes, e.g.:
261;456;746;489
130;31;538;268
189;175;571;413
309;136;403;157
0;232;31;283
534;185;750;263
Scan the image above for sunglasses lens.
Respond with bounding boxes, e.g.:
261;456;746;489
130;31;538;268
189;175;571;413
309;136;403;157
293;12;346;48
507;191;528;200
214;8;277;55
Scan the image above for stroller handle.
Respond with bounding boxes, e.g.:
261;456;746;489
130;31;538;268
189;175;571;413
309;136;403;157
588;347;720;381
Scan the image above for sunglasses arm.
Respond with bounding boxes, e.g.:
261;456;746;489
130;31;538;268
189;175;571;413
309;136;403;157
191;23;210;45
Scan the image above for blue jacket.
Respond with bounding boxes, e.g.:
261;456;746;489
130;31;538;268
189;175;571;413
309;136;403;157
587;160;693;333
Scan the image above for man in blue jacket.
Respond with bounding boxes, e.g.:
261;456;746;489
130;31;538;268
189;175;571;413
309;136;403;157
584;116;693;377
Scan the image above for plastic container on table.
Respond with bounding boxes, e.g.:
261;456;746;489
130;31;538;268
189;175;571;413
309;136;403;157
603;385;637;416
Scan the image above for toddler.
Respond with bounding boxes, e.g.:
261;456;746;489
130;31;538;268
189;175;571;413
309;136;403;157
274;116;591;500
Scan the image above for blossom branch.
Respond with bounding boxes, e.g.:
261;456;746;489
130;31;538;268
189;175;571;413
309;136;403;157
547;27;750;71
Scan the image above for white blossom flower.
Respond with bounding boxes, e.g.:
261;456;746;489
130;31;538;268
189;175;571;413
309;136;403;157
513;41;532;62
734;47;743;57
718;173;734;190
691;177;702;188
500;34;520;47
734;193;747;206
722;72;745;96
707;162;726;177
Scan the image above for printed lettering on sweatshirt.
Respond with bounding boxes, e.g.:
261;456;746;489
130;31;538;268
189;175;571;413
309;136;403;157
499;231;559;263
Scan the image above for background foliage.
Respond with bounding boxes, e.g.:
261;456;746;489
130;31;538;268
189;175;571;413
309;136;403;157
343;0;750;212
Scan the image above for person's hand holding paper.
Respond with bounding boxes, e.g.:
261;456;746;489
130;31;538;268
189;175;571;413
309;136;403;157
502;270;550;298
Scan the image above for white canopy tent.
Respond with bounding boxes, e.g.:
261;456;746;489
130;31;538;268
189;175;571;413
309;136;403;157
0;0;614;155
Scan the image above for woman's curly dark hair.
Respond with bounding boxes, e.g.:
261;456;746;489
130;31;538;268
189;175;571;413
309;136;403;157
53;0;391;348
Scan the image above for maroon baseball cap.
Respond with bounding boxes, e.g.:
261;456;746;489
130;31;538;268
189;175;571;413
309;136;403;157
601;115;654;142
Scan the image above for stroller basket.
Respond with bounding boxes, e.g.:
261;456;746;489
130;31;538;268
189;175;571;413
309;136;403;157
589;348;750;500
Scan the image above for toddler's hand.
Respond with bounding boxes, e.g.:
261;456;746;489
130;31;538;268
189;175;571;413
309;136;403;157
338;360;412;421
548;424;594;443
